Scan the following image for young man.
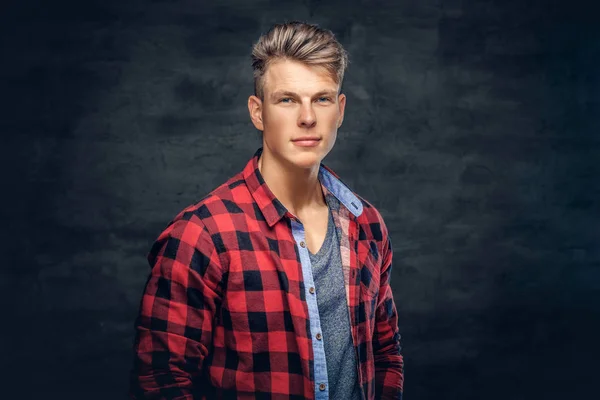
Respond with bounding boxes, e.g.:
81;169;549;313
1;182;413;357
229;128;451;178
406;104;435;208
130;21;404;399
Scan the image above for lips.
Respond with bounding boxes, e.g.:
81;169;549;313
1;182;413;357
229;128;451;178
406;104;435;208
292;137;320;142
291;137;321;147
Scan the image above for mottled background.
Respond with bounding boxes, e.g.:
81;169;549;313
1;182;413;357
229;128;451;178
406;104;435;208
1;0;598;399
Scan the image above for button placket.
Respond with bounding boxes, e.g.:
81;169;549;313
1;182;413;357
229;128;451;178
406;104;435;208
291;221;328;398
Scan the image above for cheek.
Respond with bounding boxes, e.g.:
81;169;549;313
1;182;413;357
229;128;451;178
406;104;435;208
319;110;340;129
263;108;289;128
326;131;338;147
262;112;289;144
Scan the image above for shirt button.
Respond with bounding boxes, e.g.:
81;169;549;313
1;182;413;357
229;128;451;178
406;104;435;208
309;287;315;294
316;333;322;340
319;383;326;391
299;241;306;248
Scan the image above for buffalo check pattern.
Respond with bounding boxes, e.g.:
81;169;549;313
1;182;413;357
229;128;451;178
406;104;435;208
130;147;404;399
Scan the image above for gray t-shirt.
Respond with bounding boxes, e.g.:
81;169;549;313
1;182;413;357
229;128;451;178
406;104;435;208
308;207;362;400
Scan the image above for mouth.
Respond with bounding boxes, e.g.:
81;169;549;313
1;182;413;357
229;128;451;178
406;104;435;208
292;136;320;142
291;137;321;147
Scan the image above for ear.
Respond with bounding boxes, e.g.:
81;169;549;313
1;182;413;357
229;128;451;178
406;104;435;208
337;93;346;128
248;95;264;131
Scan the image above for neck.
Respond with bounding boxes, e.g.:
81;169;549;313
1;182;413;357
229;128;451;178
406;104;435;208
258;149;326;218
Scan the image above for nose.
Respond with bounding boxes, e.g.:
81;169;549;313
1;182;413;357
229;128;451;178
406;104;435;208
298;103;316;128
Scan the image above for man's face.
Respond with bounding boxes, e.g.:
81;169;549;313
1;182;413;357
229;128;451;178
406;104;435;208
248;59;346;170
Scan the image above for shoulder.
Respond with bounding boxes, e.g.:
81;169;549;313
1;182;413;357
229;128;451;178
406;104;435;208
353;192;394;267
148;171;249;267
167;171;250;234
353;191;390;243
321;163;391;244
321;163;389;241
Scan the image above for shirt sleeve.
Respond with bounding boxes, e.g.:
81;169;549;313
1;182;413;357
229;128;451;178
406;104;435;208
129;216;225;399
373;233;404;400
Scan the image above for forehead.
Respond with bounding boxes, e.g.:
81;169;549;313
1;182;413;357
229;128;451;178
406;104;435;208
263;59;338;95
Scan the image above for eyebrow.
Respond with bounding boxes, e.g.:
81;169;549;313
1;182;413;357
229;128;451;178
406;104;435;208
270;90;338;100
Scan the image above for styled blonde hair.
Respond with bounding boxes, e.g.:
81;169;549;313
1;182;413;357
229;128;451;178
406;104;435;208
251;21;349;99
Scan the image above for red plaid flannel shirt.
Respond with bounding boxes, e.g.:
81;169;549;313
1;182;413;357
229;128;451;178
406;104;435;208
130;147;404;399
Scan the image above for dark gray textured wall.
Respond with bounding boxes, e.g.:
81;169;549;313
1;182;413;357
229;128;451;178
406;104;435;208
1;0;598;399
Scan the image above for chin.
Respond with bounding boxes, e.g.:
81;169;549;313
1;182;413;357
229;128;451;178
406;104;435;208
289;149;325;169
265;140;329;169
293;158;320;170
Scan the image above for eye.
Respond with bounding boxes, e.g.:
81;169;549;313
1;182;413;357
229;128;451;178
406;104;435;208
279;97;293;103
317;97;332;103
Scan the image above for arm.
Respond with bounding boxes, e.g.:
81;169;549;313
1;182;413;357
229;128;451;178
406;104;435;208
129;217;224;399
373;234;404;400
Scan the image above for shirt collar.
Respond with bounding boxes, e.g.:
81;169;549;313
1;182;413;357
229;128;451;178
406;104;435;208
242;147;364;227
